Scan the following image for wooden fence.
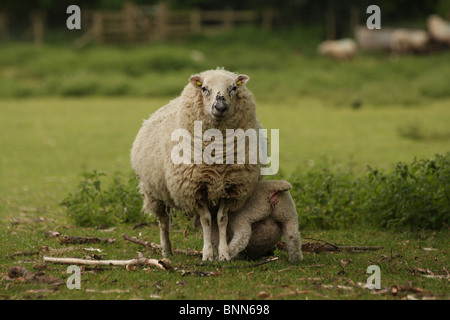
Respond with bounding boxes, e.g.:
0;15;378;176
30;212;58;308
75;2;274;46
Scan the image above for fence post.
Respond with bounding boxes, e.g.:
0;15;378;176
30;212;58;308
325;6;336;40
30;11;45;45
0;12;8;39
262;8;275;29
350;6;359;35
191;8;201;33
124;1;136;43
224;9;233;30
155;2;168;40
93;11;103;44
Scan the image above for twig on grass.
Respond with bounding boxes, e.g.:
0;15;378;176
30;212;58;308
122;233;201;256
43;253;173;271
226;256;279;269
60;235;116;245
301;238;383;253
7;250;40;259
5;266;64;285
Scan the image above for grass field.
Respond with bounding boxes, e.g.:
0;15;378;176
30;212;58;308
0;29;449;300
1;97;448;300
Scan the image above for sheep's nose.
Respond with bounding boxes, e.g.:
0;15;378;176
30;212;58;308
213;96;228;113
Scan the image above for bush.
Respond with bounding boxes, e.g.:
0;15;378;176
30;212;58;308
62;154;450;230
365;154;450;230
61;170;144;227
289;153;450;230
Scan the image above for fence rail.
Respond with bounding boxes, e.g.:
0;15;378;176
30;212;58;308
75;2;273;46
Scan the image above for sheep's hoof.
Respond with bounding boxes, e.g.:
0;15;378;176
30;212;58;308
218;251;230;262
219;255;230;262
202;255;214;262
202;247;214;261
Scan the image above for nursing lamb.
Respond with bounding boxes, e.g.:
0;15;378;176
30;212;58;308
212;180;303;263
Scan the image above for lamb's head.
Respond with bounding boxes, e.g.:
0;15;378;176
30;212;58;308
189;69;249;122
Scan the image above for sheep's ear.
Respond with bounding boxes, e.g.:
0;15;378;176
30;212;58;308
189;75;203;88
235;74;249;87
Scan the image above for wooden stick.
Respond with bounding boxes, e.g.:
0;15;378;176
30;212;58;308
122;234;201;256
43;255;172;271
121;234;160;250
302;238;383;253
339;246;384;252
60;235;116;245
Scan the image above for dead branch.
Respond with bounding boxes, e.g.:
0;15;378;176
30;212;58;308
303;237;340;250
5;266;63;285
301;238;383;253
43;254;172;271
45;231;61;238
121;234;161;251
228;256;279;269
60;235;116;245
339;246;384;252
8;250;40;259
122;233;201;256
181;270;220;277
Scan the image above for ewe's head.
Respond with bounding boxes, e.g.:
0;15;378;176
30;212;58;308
189;69;249;122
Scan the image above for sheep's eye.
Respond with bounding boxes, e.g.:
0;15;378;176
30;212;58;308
229;86;238;94
201;87;210;96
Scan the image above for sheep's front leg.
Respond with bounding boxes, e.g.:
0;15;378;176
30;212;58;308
217;201;230;261
200;207;214;261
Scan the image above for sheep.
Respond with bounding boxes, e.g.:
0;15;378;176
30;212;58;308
427;14;450;45
317;38;358;61
211;180;303;263
390;29;430;54
130;68;262;262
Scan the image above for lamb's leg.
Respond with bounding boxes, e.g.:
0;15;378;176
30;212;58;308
217;201;230;261
200;206;214;261
227;218;252;259
282;221;303;263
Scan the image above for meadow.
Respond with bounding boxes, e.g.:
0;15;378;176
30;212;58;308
0;27;449;300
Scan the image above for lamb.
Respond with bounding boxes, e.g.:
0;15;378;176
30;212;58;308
317;38;358;61
130;68;262;261
211;180;303;263
427;14;450;45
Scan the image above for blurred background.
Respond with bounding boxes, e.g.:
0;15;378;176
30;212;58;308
0;0;449;101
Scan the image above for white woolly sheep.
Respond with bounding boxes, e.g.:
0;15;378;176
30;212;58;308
318;38;358;61
211;180;303;263
427;14;450;45
390;29;429;54
131;68;262;261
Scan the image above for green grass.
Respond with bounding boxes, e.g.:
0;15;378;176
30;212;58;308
1;27;450;106
0;97;449;300
1;221;448;300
